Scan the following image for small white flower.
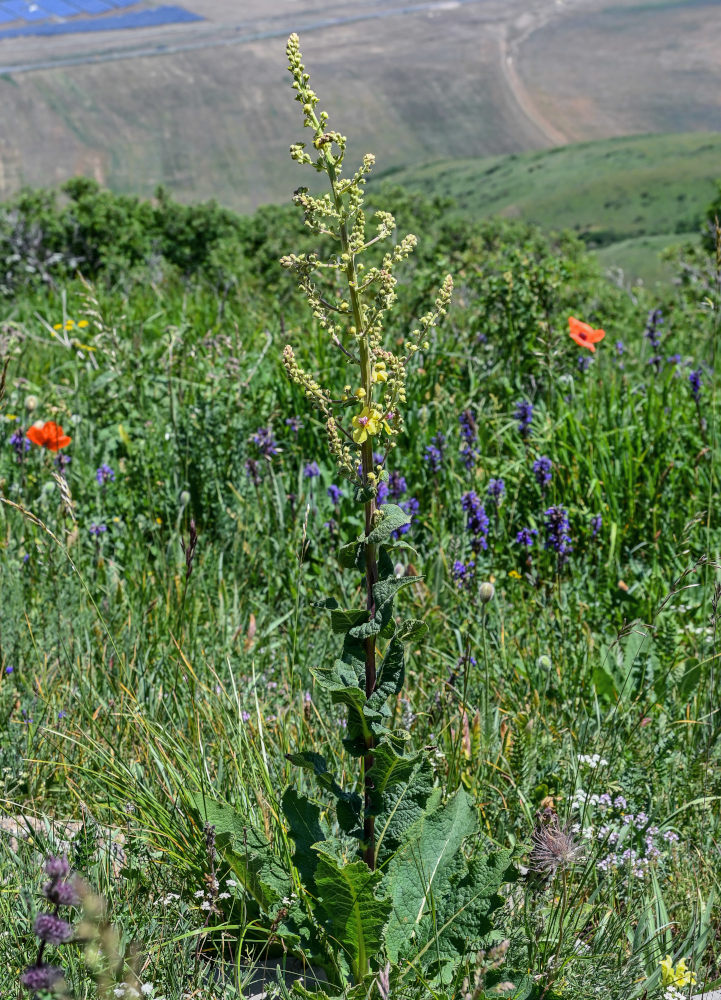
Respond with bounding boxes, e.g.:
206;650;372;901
200;901;211;911
194;889;205;898
218;892;231;900
141;984;154;996
226;879;237;887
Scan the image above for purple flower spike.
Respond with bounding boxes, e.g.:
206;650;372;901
515;528;537;547
590;514;602;538
21;965;64;991
487;478;505;504
689;368;703;402
303;461;320;479
533;456;553;489
644;307;664;349
44;856;70;880
461;491;489;553
514;400;533;439
423;433;446;474
387;471;407;500
544;506;573;562
95;463;115;485
327;484;342;505
33;912;74;945
252;427;280;458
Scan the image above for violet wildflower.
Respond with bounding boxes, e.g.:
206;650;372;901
544;506;572;562
423;432;446;474
89;523;107;537
327;484;342;504
515;527;537;547
10;430;30;459
387;470;407;500
590;514;602;538
688;368;702;402
514;400;533;439
21;965;64;992
285;416;303;433
458;409;479;468
644;307;664;349
373;451;384;466
615;341;624;355
487;478;505;505
54;453;71;473
648;355;662;374
578;355;592;373
303;461;320;479
252;426;280;458
667;353;682;366
376;481;389;504
452;559;475;589
33;912;74;946
95;463;115;485
461;491;489;553
532;456;552;489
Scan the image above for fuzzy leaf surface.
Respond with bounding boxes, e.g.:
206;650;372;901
365;503;410;545
384;788;477;963
286;751;362;835
314;841;392;982
367;736;435;865
282;788;326;890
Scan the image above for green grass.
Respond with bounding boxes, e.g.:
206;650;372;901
375;131;721;253
0;191;719;999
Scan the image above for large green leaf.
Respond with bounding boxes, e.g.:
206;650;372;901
282;788;326;890
384;788;478;962
314;841;392;982
367;736;435;865
365;503;410;545
285;752;362;835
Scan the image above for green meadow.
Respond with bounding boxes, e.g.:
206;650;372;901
0;44;720;1000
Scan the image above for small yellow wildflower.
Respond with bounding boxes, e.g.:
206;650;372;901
372;362;388;383
352;406;382;444
53;323;63;331
660;955;696;988
64;320;75;330
509;570;522;580
77;320;89;328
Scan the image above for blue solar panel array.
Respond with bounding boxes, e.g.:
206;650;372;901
0;0;201;30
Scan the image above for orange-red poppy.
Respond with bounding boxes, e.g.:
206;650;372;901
26;421;72;451
568;316;605;352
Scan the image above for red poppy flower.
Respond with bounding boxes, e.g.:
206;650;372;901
26;421;72;451
568;316;605;352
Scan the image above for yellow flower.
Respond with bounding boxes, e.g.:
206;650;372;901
509;570;522;580
64;320;75;330
77;320;89;328
352;405;383;444
372;362;388;383
660;955;696;988
53;323;63;331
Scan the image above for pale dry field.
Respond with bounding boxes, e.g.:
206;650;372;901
1;0;719;210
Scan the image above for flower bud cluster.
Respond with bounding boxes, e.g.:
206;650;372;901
282;34;453;482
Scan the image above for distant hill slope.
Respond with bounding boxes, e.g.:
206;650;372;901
373;133;720;249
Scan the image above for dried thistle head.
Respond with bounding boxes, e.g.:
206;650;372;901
528;809;584;877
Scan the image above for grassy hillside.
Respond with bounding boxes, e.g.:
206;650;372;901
375;132;719;282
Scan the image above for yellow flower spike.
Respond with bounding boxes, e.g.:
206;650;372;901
660;956;697;988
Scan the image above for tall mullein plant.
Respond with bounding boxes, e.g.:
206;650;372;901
281;33;452;873
191;37;511;993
